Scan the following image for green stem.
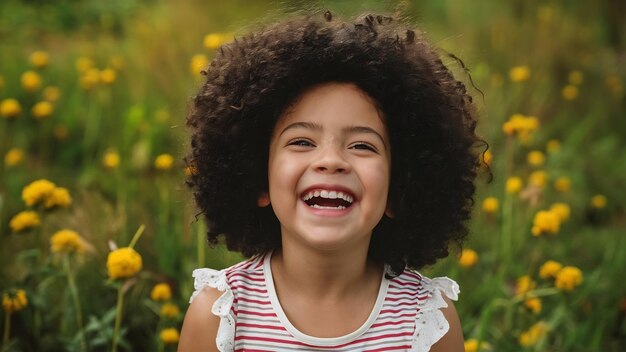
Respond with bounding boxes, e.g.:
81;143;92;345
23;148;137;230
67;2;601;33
111;284;124;352
128;224;145;249
65;255;87;352
2;311;10;348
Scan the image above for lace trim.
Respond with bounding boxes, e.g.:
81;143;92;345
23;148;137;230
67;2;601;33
411;276;460;351
190;268;236;352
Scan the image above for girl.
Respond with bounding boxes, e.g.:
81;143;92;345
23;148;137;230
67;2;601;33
180;11;482;352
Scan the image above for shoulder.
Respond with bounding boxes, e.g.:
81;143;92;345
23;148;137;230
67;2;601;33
179;286;223;352
394;270;464;351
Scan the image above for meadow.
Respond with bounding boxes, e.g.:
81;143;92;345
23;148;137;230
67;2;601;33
1;0;625;351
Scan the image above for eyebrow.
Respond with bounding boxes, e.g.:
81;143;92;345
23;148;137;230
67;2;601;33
279;122;387;147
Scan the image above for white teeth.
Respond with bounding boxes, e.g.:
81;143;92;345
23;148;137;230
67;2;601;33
320;190;329;198
328;191;337;199
311;204;346;209
301;189;354;204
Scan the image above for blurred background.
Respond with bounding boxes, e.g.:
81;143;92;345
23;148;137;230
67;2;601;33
0;0;624;351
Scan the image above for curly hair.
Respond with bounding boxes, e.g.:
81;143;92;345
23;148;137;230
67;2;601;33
187;11;484;275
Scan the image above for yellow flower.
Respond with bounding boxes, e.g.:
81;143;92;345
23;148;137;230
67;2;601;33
539;260;562;280
21;70;42;92
531;210;561;236
75;57;94;72
458;249;479;268
155;154;174;170
107;247;143;280
184;165;198;177
9;211;41;233
50;229;85;253
44;187;72;209
519;321;548;347
190;54;209;76
103;150;121;169
568;70;584;85
100;68;117;84
29;51;49;68
590;194;607;209
515;275;536;296
160;328;180;345
482;197;499;214
150;283;172;302
502;114;539;137
562;84;578;100
1;98;22;118
32;101;54;119
160;303;180;319
2;290;29;313
509;65;530;82
524;297;542;314
527;150;545;167
22;179;56;206
506;177;523;194
554;177;570;193
555;266;583;291
43;86;61;102
80;68;100;90
203;33;224;49
464;339;479;352
549;203;570;222
528;170;549;188
481;150;492;167
546;139;561;153
5;148;25;167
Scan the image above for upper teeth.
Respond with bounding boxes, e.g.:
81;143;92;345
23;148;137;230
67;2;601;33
302;190;354;203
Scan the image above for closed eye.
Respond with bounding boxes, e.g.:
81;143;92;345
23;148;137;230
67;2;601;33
287;138;315;147
349;142;377;152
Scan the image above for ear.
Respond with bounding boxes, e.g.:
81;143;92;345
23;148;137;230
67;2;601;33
385;203;394;218
257;192;271;207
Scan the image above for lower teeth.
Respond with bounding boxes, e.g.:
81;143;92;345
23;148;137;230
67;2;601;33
310;205;346;210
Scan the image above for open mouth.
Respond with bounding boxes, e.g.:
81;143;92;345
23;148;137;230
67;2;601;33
301;189;354;210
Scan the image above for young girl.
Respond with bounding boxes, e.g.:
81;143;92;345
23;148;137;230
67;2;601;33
179;11;482;352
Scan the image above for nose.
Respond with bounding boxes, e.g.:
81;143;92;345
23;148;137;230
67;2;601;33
312;146;351;174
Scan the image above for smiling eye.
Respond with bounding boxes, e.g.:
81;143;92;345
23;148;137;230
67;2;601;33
288;139;315;147
349;142;377;152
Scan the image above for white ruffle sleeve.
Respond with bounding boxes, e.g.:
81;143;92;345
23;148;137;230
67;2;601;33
411;276;460;351
190;268;236;352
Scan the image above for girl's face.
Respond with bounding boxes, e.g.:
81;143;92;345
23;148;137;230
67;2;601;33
265;83;391;252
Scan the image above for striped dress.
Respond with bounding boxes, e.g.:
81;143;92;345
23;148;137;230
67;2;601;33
190;252;459;351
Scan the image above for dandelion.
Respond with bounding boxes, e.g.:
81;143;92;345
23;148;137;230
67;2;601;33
150;283;172;302
50;229;85;254
524;297;542;314
103;150;121;169
527;150;545;167
107;247;143;280
43;86;61;102
481;150;492;167
2;290;28;314
546;139;561;153
509;65;530;82
482;197;499;214
1;98;22;119
29;51;49;68
9;211;41;233
555;266;583;291
203;33;224;49
190;54;209;76
549;203;570;222
568;70;584;85
80;68;100;90
100;68;117;84
21;70;42;92
31;101;54;119
160;303;180;319
554;177;570;193
515;275;536;296
458;249;479;268
531;210;561;236
160;328;180;345
4;148;25;167
502;114;539;137
155;154;174;170
22;179;56;206
75;57;94;72
590;194;607;209
506;177;523;194
519;321;548;347
464;339;481;352
562;84;578;100
528;170;549;188
44;187;72;209
539;260;563;280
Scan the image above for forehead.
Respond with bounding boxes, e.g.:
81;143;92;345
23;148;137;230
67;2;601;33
276;82;385;129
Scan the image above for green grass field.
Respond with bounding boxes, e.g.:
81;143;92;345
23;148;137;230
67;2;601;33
1;0;625;351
